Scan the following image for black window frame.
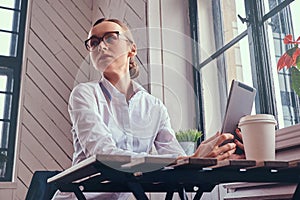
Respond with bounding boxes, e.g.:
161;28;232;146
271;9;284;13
189;0;298;138
0;0;28;181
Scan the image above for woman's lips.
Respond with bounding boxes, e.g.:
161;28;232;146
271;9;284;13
96;54;113;69
99;54;112;60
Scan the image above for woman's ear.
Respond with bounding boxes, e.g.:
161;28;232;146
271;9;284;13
128;43;137;57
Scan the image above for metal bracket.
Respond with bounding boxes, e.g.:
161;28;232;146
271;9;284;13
238;14;249;24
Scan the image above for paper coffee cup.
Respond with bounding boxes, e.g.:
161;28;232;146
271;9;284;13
238;114;277;161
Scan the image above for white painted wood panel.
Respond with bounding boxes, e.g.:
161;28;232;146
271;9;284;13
30;15;89;81
72;0;92;21
147;0;164;100
48;0;88;40
30;15;61;55
125;0;146;20
59;0;91;31
19;142;46;172
24;77;72;139
160;0;195;131
0;188;13;200
28;30;75;91
26;60;69;119
31;1;87;68
92;0;116;22
24;79;72;141
34;0;86;58
22;109;70;169
27;46;72;104
0;183;16;200
14;0;93;198
21;126;64;171
23;90;73;150
83;0;93;9
17;161;33;188
15;179;27;200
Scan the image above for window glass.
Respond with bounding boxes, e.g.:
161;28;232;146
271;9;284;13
197;0;247;63
0;93;12;120
0;145;8;178
0;0;21;10
266;0;300;128
0;121;10;149
0;75;8;92
0;79;13;180
0;32;18;56
220;0;247;44
0;120;9;178
0;69;13;93
0;9;20;32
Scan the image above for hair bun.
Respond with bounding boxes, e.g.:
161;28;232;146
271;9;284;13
129;57;139;79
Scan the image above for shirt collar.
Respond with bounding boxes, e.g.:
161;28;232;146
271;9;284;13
99;76;146;102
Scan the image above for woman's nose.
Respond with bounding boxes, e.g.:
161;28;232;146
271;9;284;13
98;41;108;51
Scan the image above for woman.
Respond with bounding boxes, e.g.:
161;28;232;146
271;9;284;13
52;18;243;200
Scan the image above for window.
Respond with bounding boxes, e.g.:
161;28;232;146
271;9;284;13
267;0;300;127
189;0;299;138
0;0;28;181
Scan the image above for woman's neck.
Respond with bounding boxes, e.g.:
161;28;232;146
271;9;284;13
104;72;134;101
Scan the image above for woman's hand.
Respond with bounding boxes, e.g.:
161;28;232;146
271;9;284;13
191;132;237;160
229;128;245;159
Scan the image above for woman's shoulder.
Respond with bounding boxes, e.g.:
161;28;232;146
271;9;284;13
70;81;101;98
72;81;99;91
132;81;162;104
136;90;166;109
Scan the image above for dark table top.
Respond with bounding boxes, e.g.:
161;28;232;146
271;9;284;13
47;154;300;199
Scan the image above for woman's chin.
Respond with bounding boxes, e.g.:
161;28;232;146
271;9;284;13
95;61;112;71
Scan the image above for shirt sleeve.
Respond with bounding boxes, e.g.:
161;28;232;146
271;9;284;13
68;83;146;158
154;104;187;156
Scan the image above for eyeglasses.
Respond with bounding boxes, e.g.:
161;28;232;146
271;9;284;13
84;31;128;52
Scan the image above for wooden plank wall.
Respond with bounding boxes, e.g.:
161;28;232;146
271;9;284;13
15;0;92;199
14;0;149;199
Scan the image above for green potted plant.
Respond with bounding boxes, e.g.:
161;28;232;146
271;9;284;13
277;34;300;96
175;129;202;155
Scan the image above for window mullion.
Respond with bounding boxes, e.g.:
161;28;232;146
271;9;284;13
189;0;205;142
245;0;277;117
0;56;19;68
212;0;227;121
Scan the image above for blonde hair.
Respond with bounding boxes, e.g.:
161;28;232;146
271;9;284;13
93;18;139;79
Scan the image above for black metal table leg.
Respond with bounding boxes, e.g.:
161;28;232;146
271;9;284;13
73;187;87;200
165;191;174;200
193;184;216;200
193;189;203;200
292;182;300;200
178;187;188;200
127;182;149;200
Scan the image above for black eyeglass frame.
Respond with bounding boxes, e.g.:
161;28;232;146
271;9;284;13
84;31;132;52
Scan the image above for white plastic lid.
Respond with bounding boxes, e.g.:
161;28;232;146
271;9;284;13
239;114;277;126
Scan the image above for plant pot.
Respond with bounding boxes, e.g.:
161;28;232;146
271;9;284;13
179;142;196;155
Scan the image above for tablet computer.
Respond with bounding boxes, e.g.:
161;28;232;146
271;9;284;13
221;80;256;136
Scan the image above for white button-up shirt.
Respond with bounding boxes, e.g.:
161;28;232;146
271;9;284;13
53;77;185;200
